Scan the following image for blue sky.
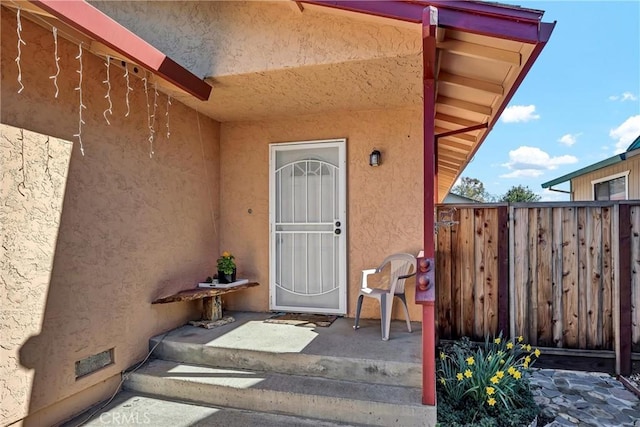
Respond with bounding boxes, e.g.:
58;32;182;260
462;1;640;201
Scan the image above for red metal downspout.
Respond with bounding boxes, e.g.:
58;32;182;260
414;5;438;406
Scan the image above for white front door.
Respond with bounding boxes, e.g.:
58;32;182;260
269;139;347;314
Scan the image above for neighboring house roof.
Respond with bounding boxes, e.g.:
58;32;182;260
541;135;640;189
443;193;478;203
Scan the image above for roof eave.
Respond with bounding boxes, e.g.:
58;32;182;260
541;154;625;189
30;0;212;101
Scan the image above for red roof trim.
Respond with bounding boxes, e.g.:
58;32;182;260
31;0;211;101
300;0;552;43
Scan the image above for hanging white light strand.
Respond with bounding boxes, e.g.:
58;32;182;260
49;27;60;98
142;76;155;158
124;63;133;117
15;8;26;94
165;95;172;139
73;44;87;156
103;55;113;125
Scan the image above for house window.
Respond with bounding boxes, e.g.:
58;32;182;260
592;171;629;201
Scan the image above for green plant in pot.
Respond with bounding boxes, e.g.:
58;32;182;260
217;251;236;284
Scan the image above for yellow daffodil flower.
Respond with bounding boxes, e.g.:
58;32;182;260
534;348;541;358
517;336;524;342
464;369;473;378
524;361;529;368
466;356;475;366
513;370;522;379
222;251;231;257
526;344;532;352
494;337;501;344
490;376;499;384
440;378;446;385
506;342;514;350
440;352;446;360
488;397;496;406
457;372;464;381
500;359;505;365
496;370;504;379
508;366;516;375
486;386;495;395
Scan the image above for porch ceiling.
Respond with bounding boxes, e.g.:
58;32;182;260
9;0;551;201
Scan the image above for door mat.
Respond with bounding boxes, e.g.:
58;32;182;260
264;313;337;328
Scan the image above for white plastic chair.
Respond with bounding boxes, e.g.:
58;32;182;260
353;253;416;340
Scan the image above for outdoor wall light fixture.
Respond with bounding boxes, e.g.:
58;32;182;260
369;149;381;167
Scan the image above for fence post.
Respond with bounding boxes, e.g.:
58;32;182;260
498;205;509;336
618;204;632;376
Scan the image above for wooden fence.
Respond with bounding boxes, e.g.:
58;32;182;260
435;201;640;373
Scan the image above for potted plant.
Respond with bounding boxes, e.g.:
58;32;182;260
217;251;236;284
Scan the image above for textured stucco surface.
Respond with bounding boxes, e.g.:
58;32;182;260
219;109;425;321
90;1;421;78
1;9;220;426
89;1;423;122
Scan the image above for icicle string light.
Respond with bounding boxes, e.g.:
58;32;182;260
15;8;26;94
103;56;113;125
165;95;172;139
124;64;133;117
73;44;87;156
49;27;60;98
142;76;155;158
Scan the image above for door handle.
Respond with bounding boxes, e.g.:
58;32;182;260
334;228;342;235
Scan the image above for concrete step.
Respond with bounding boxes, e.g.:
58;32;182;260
124;359;436;426
150;311;422;387
63;391;366;427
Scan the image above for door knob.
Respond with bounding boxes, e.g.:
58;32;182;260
335;228;342;235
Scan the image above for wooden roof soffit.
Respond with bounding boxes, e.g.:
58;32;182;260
27;0;212;101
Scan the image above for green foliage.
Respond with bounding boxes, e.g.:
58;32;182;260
452;177;495;202
217;251;236;274
437;335;541;426
499;185;541;202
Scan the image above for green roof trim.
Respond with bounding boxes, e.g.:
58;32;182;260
541;154;624;188
627;134;640;152
542;134;640;189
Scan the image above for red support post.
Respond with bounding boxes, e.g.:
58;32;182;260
415;5;438;407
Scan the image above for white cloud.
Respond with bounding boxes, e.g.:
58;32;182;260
609;92;638;102
501;105;540;123
610;115;640;153
500;146;578;178
539;189;569;202
558;133;580;146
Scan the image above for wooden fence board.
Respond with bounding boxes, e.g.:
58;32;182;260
537;207;553;346
552;208;564;347
459;208;475;338
474;208;486;339
586;208;603;348
498;206;509;336
577;207;588;349
528;208;539;345
631;206;640;352
436;208;452;339
484;208;498;335
602;206;613;350
514;208;530;341
562;207;579;348
451;208;462;338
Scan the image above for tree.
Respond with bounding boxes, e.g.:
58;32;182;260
451;177;493;202
500;185;541;202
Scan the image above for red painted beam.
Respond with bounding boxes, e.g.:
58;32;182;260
31;0;211;101
419;5;437;407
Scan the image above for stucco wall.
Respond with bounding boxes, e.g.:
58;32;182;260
1;9;220;426
219;108;424;321
90;0;420;79
571;156;640;201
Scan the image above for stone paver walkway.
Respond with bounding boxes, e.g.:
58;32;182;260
531;369;640;426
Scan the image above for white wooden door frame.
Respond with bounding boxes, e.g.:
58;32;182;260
268;138;347;314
